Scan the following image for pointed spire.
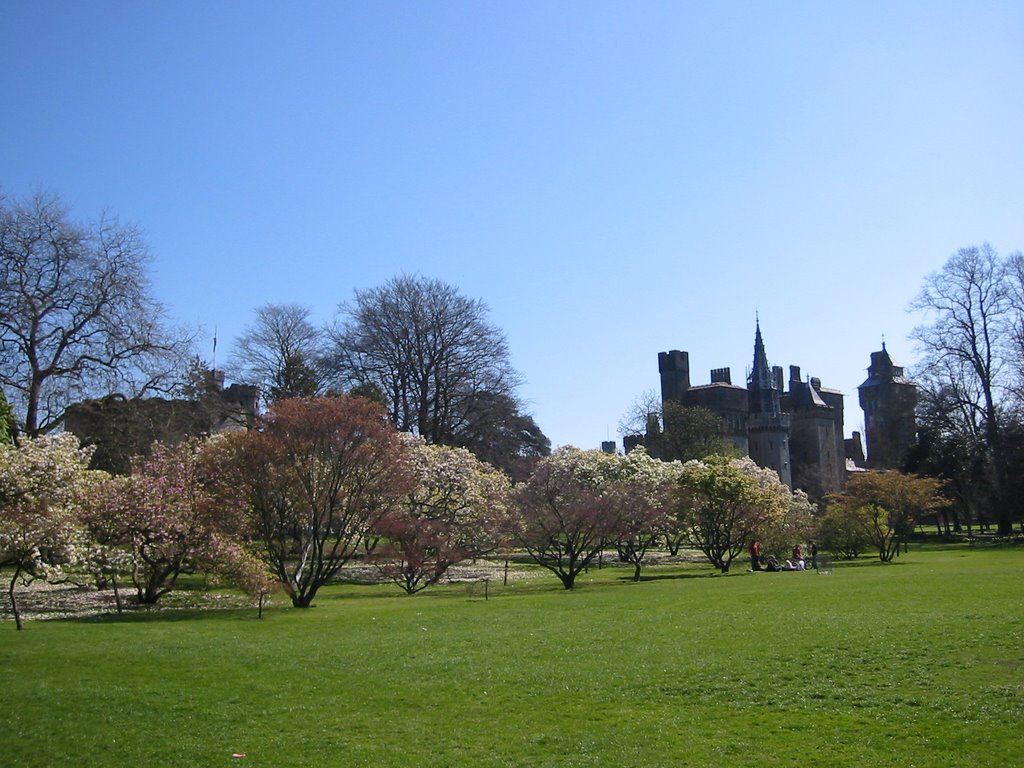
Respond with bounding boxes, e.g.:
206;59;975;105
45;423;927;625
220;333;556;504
749;318;781;415
750;319;773;390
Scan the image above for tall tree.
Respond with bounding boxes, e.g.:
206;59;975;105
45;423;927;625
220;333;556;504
0;192;191;437
230;303;329;404
910;244;1019;534
1006;251;1024;401
329;275;538;455
906;372;990;532
454;391;550;481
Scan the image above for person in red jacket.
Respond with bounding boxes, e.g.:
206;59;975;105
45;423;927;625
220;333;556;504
749;540;762;571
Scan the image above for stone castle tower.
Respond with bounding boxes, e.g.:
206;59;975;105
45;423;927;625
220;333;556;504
857;343;918;469
746;322;792;488
648;322;845;497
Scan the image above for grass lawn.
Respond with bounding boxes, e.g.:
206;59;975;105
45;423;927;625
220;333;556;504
1;543;1022;767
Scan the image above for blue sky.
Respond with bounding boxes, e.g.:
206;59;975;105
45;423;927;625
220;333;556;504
3;2;1022;450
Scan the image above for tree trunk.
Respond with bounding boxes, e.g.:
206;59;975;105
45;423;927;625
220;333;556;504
112;575;124;614
25;371;43;438
633;562;642;581
8;570;24;631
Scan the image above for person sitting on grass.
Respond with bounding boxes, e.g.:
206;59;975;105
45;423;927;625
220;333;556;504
781;558;806;571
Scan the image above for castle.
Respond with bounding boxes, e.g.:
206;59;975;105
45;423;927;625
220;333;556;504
64;369;257;474
627;323;917;499
857;342;918;470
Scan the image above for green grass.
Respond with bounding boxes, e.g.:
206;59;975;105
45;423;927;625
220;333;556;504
2;544;1022;767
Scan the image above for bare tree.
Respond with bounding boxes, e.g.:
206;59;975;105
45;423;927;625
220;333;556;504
910;244;1016;534
329;275;529;450
618;389;662;438
1005;251;1024;404
0;192;191;437
229;303;329;404
620;392;731;462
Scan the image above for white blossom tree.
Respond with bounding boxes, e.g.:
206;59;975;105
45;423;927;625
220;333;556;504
372;438;511;594
611;447;682;581
673;455;788;573
0;434;95;629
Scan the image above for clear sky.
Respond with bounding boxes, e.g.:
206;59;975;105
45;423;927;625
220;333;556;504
3;2;1022;450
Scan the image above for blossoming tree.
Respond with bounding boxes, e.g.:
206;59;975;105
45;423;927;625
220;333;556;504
0;434;94;629
514;447;625;589
673;455;788;573
611;447;682;581
228;396;412;607
81;437;249;605
372;438;511;594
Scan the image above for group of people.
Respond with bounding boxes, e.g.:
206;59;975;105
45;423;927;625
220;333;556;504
749;541;818;572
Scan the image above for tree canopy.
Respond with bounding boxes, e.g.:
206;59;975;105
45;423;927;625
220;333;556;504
0;192;192;437
329;275;548;471
226;396;412;607
229;303;331;404
910;243;1024;534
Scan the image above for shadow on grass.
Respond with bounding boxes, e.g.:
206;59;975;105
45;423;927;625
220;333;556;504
65;605;273;624
829;558;908;568
621;570;721;583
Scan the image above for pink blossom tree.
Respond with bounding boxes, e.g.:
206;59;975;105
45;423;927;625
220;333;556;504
514;447;624;589
227;396;413;607
81;437;248;604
